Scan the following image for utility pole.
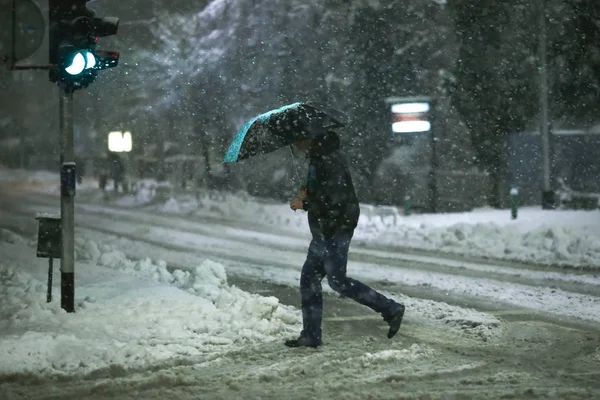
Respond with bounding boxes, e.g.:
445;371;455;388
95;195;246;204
539;0;554;209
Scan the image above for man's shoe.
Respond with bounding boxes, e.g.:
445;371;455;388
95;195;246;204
284;336;321;348
384;304;405;339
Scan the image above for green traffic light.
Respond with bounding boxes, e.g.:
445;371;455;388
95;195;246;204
65;50;96;75
85;52;96;69
65;52;85;75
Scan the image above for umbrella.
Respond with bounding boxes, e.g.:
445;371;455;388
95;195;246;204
223;101;345;164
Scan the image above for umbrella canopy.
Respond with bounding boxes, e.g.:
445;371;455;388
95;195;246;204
223;102;345;163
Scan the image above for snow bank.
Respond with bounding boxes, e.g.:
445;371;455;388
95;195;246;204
0;240;301;378
111;180;173;207
0;229;32;246
74;237;300;327
0;168;97;194
0;168;56;183
169;191;600;268
360;218;600;268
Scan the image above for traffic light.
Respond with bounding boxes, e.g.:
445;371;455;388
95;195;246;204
49;1;119;91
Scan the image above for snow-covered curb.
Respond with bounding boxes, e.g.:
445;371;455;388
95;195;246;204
357;220;600;269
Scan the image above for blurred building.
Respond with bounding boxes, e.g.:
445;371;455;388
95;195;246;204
506;122;600;209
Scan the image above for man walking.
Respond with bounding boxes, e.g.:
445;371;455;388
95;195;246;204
286;130;405;348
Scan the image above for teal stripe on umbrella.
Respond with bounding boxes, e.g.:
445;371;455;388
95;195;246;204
223;118;255;163
223;102;303;163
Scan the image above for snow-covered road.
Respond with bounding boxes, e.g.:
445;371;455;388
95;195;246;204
1;186;600;399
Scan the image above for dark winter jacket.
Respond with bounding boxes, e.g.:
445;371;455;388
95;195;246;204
302;131;360;238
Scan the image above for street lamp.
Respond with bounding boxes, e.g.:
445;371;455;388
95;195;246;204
389;100;432;134
385;96;438;212
106;130;133;194
108;130;132;152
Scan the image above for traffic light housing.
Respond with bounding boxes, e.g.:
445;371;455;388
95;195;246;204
49;1;119;91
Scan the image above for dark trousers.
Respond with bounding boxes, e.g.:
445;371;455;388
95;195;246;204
300;231;399;342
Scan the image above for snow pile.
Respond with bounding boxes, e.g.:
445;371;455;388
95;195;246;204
363;220;600;268
75;238;300;327
113;181;170;207
0;228;31;246
0;264;51;324
355;205;600;268
0;240;301;378
157;194;202;214
0;168;97;195
162;197;181;212
152;190;308;229
75;238;301;326
114;188;155;206
0;169;56;184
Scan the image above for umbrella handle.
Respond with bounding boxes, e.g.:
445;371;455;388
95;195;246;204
288;145;302;184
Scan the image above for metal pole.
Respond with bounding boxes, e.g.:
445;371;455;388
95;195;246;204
11;1;25;169
11;0;16;67
539;0;554;209
18;71;25;169
60;84;75;313
47;258;53;303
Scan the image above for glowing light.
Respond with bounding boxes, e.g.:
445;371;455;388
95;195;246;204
108;131;132;152
122;131;132;152
85;52;96;69
392;121;431;133
65;53;86;75
391;102;430;114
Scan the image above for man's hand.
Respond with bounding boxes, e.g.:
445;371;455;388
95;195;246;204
290;199;303;212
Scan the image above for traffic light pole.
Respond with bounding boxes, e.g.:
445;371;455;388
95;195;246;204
59;83;75;313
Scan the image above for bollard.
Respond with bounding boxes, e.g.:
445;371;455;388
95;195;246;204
510;188;519;220
403;195;412;216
